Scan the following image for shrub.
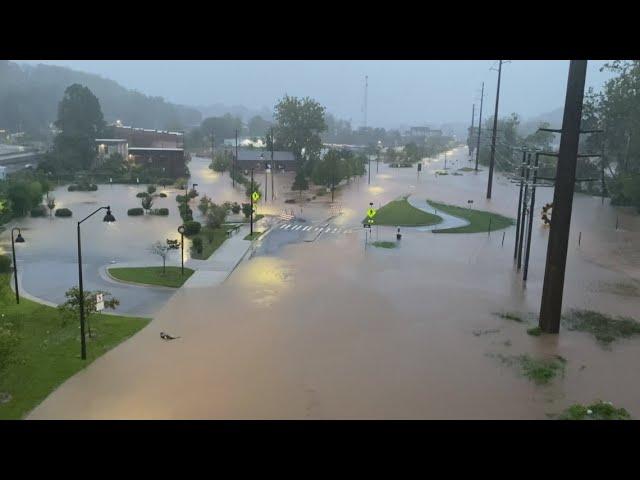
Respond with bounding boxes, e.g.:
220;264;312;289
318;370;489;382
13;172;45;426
158;178;173;187
159;193;167;198
285;199;296;204
30;205;47;217
192;237;203;254
147;185;157;195
151;208;169;216
127;208;144;216
231;202;241;214
176;195;186;203
55;208;72;217
68;183;98;192
183;220;201;236
67;185;77;192
0;254;11;274
136;192;149;198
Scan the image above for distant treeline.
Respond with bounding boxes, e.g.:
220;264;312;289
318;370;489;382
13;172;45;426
0;61;201;139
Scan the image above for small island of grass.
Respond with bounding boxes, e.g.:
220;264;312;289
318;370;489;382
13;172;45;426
108;266;194;288
427;199;514;234
363;196;441;227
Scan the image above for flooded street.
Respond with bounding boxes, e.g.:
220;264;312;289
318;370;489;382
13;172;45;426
23;147;640;419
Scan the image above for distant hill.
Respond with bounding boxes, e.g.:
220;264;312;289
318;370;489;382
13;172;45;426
0;60;202;138
519;107;564;135
198;103;273;123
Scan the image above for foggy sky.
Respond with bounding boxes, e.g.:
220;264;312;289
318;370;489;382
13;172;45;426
17;60;614;129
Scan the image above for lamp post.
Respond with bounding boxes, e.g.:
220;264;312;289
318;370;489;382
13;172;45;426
10;228;25;304
250;168;255;236
177;225;186;276
260;153;267;203
77;206;116;360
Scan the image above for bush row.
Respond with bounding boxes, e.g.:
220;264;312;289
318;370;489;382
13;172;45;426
55;208;72;217
68;184;98;191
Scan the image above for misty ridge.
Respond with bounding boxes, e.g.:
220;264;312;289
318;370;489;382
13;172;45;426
1;60;563;142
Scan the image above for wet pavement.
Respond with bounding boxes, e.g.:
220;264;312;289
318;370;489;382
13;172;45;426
18;147;640;419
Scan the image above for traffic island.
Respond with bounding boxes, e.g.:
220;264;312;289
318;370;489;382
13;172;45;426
362;196;441;227
427;199;514;233
107;266;195;288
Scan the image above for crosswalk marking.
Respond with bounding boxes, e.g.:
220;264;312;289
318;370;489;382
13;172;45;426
277;221;357;236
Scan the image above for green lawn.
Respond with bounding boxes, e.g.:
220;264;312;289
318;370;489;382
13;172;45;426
244;231;263;241
190;225;235;260
427;199;514;233
371;241;397;249
108;266;194;288
364;197;442;227
0;274;150;419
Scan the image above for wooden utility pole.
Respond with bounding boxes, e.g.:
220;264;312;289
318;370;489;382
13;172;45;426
233;129;238;188
487;60;503;199
271;127;275;201
475;82;484;172
469;103;475;157
539;60;588;334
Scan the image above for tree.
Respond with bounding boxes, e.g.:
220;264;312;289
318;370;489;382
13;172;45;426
245;180;262;200
210;151;231;172
292;171;309;198
241;203;253;219
141;195;154;213
52;84;105;171
149;241;172;273
46;194;55;218
198;195;212;216
200;114;243;145
273;95;327;171
58;287;119;338
248;115;271;137
205;203;227;230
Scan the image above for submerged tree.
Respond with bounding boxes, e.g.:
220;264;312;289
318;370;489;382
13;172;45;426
58;287;119;338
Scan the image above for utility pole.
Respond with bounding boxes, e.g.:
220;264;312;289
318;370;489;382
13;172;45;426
487;60;504;199
517;152;532;270
444;152;447;170
364;75;368;129
368;155;371;185
271;127;275;201
233;129;238;188
514;149;527;260
523;151;540;282
250;168;254;236
469;103;475;157
539;60;588;334
211;131;215;161
475;82;484;172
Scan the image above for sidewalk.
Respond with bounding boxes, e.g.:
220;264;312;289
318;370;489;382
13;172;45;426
182;224;253;288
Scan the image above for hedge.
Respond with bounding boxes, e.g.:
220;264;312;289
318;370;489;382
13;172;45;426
68;184;98;192
55;208;73;217
136;192;149;198
30;205;47;217
159;193;167;198
127;208;144;216
151;208;169;216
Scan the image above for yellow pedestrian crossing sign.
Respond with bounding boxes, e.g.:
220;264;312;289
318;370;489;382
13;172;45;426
367;208;377;219
252;191;260;203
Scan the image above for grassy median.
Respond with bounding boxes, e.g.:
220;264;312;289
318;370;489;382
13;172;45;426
363;197;441;227
0;274;150;419
428;199;514;233
108;266;194;288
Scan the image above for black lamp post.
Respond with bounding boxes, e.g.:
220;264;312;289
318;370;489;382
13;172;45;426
10;227;25;304
77;206;115;360
177;225;186;276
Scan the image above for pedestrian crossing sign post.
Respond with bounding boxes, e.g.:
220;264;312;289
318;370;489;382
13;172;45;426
367;208;376;219
95;293;104;312
252;191;260;203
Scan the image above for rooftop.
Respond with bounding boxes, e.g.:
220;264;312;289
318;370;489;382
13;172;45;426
235;149;295;162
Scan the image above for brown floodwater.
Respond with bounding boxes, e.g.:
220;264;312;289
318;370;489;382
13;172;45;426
26;147;640;419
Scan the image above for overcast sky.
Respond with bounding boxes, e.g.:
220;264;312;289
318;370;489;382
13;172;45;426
17;60;615;128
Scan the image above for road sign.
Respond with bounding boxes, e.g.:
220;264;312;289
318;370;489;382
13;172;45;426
252;191;261;203
95;293;104;312
367;208;377;219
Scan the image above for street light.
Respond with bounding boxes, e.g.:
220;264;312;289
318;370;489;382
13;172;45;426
177;225;186;276
77;206;115;360
10;228;25;304
260;153;268;203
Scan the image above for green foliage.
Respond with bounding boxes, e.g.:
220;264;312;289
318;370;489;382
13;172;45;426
210;151;232;172
495;312;524;323
291;171;309;195
127;208;144;216
562;309;640;346
273;95;327;169
4;176;46;217
231;202;241;214
147;185;156;195
108;267;194;288
248;115;272;137
54;208;72;217
555;401;631;420
192;236;203;254
205;203;228;230
0;255;11;274
241;203;253;218
493;353;566;385
68;182;98;192
30;205;47;217
371;241;397;249
150;208;169;216
245;180;262;200
141;195;154;212
159;192;167;198
136;192;149;198
365;197;441;227
52;84;105;171
183;220;201;236
427;200;514;234
526;327;543;336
